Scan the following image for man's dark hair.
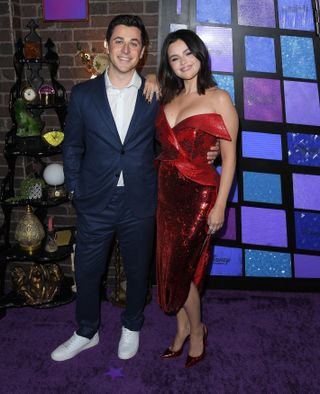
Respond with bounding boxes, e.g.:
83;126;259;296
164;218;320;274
106;14;149;47
158;29;216;104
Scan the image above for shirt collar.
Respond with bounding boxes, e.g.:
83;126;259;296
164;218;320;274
105;69;141;91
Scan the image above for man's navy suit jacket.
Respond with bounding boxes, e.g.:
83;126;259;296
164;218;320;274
63;72;159;219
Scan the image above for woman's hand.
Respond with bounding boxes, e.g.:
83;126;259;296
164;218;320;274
207;140;220;164
143;74;161;103
207;204;225;234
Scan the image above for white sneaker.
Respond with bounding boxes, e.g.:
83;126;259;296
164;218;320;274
51;331;99;362
118;327;140;360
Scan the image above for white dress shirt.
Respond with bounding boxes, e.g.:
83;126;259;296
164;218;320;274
105;70;142;186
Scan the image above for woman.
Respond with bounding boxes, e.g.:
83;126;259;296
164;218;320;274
156;30;238;368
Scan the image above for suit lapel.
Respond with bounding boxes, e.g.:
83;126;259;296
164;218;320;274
124;81;145;144
91;73;121;143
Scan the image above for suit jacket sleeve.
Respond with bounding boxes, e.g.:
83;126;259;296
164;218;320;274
63;85;85;193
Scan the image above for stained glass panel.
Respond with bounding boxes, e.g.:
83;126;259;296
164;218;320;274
243;172;282;204
210;246;242;276
292;174;320;211
294;254;320;278
242;131;282;160
245;36;276;73
287;133;320;167
295;211;320;251
196;26;233;72
244;78;283;122
242;207;288;247
281;36;316;80
237;0;276;28
284;81;320;126
245;250;292;277
197;0;231;25
278;0;315;31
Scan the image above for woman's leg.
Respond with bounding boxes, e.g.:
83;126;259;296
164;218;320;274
183;281;205;357
170;308;190;351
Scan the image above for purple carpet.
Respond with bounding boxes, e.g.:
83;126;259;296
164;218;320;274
1;288;320;393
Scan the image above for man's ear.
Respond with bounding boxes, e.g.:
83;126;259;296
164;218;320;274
105;40;110;55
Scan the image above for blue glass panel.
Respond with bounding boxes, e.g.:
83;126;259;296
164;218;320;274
212;73;235;103
238;0;276;27
295;211;320;251
287;133;320;167
278;0;315;31
281;36;316;80
210;246;242;276
245;249;292;277
242;131;282;160
243;172;282;204
197;0;231;25
245;36;276;73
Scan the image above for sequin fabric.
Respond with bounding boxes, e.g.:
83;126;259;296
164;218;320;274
156;107;231;313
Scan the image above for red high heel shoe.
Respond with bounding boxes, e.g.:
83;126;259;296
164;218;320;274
185;325;208;368
161;335;190;359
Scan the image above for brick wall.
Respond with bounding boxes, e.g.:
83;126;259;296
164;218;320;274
0;0;159;289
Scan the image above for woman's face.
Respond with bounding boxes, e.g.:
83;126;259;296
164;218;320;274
167;39;201;81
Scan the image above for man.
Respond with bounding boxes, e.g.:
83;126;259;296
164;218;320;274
51;15;158;362
51;15;218;362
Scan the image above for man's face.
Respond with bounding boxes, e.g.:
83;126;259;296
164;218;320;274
106;24;145;75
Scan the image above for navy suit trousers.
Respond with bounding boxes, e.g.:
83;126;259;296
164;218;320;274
74;187;155;338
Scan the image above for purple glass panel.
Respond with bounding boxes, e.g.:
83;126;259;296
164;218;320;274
43;0;87;21
242;207;288;247
278;0;315;31
284;81;320;126
196;26;233;72
294;254;320;278
210;246;242;276
237;0;276;28
293;174;320;211
216;207;236;240
177;0;182;14
244;78;283;123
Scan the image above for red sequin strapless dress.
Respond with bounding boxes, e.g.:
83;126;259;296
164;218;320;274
156;106;231;313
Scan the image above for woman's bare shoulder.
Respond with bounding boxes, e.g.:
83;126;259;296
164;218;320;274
207;87;233;111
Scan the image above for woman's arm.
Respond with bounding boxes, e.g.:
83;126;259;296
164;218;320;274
207;90;239;232
143;74;160;102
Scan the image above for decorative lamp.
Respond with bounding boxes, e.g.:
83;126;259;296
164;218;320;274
43;163;65;198
24;20;42;60
15;205;45;254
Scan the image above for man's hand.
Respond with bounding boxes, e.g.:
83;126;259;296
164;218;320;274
207;140;220;164
143;74;160;103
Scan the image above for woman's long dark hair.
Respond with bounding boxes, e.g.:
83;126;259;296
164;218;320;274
158;29;216;105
